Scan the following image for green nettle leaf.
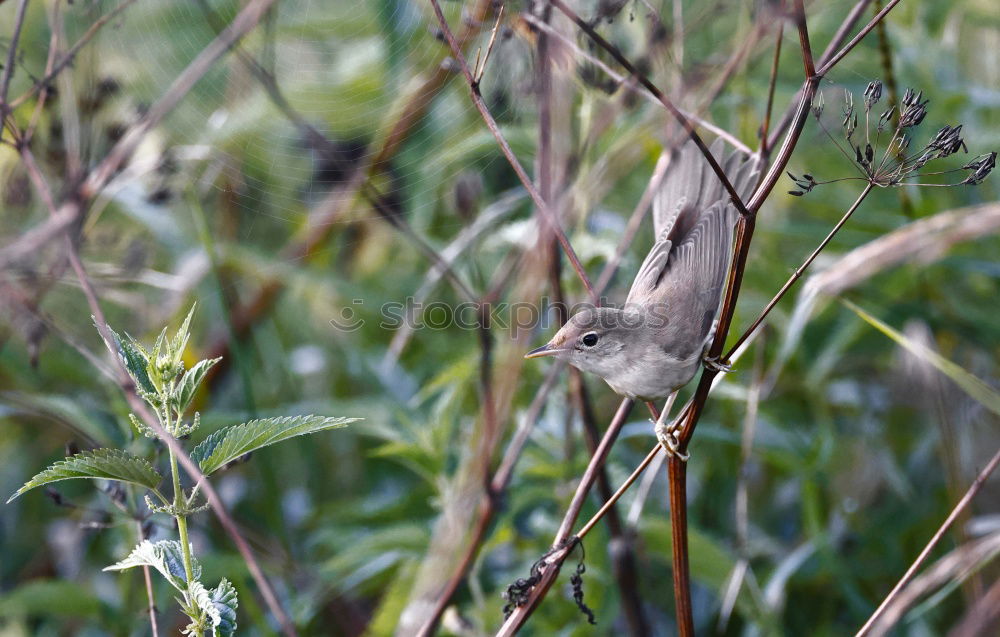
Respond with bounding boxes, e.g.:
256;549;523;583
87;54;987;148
7;449;162;503
107;325;155;394
149;327;168;372
170;304;197;362
191;415;359;475
844;300;1000;417
210;579;238;636
176;357;222;412
105;540;200;591
183;580;218;636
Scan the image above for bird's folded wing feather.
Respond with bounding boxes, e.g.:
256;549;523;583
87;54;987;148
650;201;738;357
627;140;759;355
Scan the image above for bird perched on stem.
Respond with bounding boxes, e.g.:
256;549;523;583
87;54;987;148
526;139;757;458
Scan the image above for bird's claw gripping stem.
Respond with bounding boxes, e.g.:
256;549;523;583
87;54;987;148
703;354;732;373
652;417;690;462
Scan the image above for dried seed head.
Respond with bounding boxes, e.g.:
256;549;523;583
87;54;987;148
925;125;967;158
961;151;997;185
842;90;855;126
864;80;883;110
786;172;817;195
812;91;825;119
899;88;929;128
877;106;895;132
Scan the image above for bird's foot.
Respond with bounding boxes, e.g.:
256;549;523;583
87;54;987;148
653;418;689;462
703;353;732;374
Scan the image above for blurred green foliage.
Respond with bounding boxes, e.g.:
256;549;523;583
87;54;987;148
1;1;998;635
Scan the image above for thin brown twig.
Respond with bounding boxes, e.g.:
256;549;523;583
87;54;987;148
8;0;139;111
856;445;1000;636
427;0;596;302
474;6;505;84
0;0;28;125
724;182;874;359
135;520;161;637
571;372;648;635
759;20;784;157
24;0;60;145
766;0;874;150
793;0;816;79
816;0;903;76
0;0;30;145
521;13;752;154
496;398;634;636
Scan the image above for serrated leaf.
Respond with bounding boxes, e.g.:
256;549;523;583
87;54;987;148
176;358;221;413
211;579;238;636
843;300;1000;417
183;580;219;635
106;325;155;394
191;415;358;475
105;540;200;591
149;326;168;370
7;449;162;503
171;304;197;360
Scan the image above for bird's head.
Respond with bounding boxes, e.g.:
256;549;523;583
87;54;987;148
525;307;634;379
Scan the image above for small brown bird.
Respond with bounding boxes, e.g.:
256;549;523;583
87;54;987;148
526;139;757;457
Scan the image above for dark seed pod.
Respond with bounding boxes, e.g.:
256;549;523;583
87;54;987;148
864;80;883;110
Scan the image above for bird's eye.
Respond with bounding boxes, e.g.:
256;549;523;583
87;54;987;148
581;332;599;347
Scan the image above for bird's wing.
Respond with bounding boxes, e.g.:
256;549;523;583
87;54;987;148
629;141;759;356
625;231;672;306
653;138;725;237
649;200;737;358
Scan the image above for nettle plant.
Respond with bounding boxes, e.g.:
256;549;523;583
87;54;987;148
7;307;357;636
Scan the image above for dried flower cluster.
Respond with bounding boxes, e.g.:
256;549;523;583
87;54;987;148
789;80;996;195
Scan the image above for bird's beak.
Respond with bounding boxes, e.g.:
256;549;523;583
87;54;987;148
525;343;562;359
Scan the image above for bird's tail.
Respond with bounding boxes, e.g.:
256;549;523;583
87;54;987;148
653;139;759;238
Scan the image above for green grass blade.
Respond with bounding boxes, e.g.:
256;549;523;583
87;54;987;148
843;299;1000;416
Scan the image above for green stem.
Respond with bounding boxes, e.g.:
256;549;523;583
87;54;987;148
168;444;197;585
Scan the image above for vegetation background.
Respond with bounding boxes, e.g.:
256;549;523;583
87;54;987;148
1;0;998;635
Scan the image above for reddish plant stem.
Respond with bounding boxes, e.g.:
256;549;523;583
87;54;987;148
667;457;693;634
793;0;816;79
759;21;783;157
766;0;874;150
816;0;903;76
